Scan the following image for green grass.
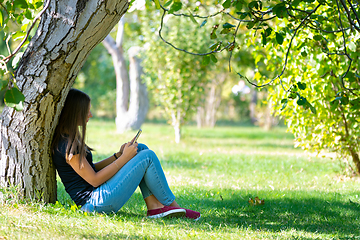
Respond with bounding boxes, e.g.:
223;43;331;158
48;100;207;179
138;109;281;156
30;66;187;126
1;119;360;239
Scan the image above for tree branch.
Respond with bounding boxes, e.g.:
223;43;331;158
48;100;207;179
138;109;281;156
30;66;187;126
161;4;225;19
340;0;360;32
335;0;355;91
346;0;360;32
228;21;241;72
158;7;231;56
0;2;9;15
244;3;323;88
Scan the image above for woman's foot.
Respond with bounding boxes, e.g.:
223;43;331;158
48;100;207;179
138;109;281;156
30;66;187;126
147;206;186;219
183;208;201;220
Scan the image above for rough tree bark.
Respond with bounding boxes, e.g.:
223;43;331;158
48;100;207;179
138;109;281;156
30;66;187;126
102;19;148;133
0;0;129;203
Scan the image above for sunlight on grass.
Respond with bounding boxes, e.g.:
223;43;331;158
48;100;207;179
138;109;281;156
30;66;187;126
1;119;359;239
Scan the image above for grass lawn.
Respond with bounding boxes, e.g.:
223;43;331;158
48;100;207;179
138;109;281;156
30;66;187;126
1;119;359;239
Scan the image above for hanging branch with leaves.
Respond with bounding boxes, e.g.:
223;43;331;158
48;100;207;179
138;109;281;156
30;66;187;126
153;0;359;113
0;0;48;110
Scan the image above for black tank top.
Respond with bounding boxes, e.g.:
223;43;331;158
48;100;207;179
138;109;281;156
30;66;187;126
52;137;96;206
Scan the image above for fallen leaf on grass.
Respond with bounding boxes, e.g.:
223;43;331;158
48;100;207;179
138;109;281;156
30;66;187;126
248;196;265;206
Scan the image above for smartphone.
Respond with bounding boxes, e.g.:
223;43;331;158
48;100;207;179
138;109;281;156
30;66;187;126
130;129;142;144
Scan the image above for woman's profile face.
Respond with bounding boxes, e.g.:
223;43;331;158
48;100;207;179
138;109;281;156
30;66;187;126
87;104;93;123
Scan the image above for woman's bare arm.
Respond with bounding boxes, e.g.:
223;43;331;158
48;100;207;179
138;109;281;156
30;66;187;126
67;142;138;187
94;143;127;171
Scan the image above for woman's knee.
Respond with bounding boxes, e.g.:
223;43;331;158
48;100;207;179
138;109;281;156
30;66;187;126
137;143;149;152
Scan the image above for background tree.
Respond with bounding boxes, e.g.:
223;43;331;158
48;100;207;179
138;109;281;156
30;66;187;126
238;2;360;174
102;18;148;132
151;0;359;172
138;4;226;142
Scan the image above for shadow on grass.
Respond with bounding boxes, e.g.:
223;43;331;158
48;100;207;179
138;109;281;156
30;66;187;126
177;189;360;238
56;182;359;238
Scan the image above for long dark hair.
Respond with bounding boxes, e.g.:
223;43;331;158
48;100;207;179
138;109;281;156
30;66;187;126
52;88;92;166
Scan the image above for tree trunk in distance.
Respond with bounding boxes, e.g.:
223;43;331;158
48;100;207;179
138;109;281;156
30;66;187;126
102;18;130;124
103;22;148;133
125;46;149;131
0;0;129;203
197;74;225;128
172;110;181;144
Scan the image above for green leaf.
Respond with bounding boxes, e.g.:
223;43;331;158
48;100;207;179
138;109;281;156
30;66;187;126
12;52;23;69
0;10;3;26
12;31;26;41
297;42;306;50
276;32;284;45
164;0;173;7
297;82;306;90
200;19;207;28
273;3;287;18
202;55;210;66
289;92;297;99
188;11;198;24
246;21;255;29
210;54;218;63
223;0;231;9
35;1;43;8
235;1;243;10
265;28;272;36
330;99;339;111
248;1;259;9
13;0;28;9
24;9;32;20
261;32;267;46
4;87;25;111
313;35;322;41
291;0;302;7
340;95;349;105
220;28;231;34
223;23;236;29
301;51;307;57
153;0;160;9
1;79;8;91
169;1;182;13
237;12;249;19
309;103;317;114
210;31;217;39
297;96;307;106
281;99;288;110
209;42;221;51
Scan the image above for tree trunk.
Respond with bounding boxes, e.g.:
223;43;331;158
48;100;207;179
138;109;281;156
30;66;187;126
197;74;225;128
172;110;181;144
249;89;257;124
125;46;148;131
103;19;130;122
350;149;360;175
0;0;129;203
102;21;148;133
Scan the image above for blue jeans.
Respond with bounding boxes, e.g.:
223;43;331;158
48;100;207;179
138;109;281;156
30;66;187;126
81;144;176;213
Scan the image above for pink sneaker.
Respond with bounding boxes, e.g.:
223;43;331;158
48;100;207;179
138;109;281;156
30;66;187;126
183;209;201;220
147;206;186;219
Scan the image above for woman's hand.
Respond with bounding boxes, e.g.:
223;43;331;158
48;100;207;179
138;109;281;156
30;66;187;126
118;143;126;155
121;142;138;162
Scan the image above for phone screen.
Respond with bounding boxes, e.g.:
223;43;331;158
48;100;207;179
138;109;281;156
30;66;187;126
131;129;142;144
